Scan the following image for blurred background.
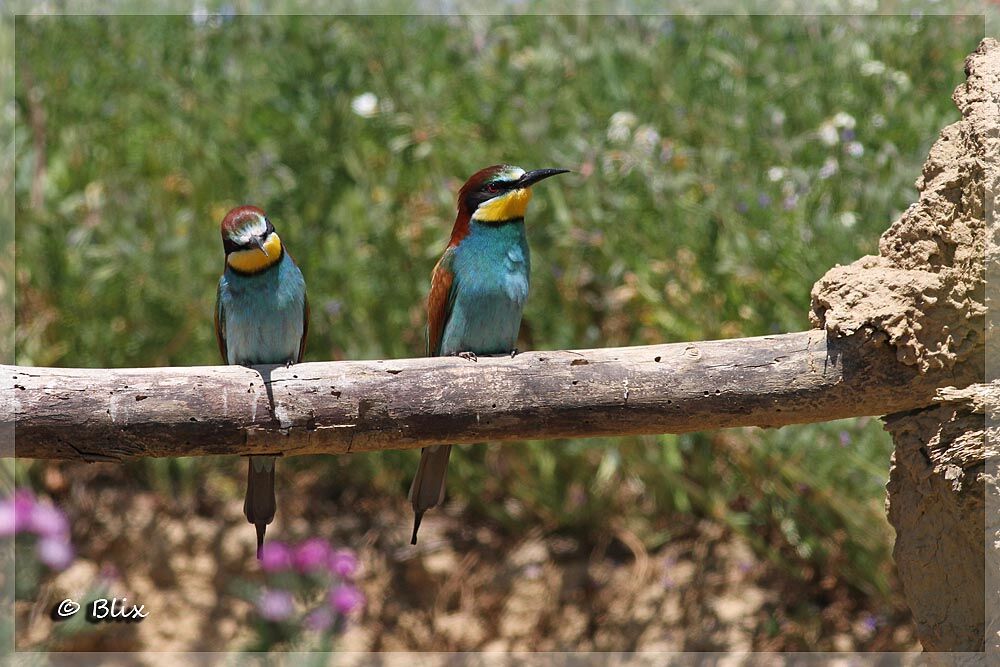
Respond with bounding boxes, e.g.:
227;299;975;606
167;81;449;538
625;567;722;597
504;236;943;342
9;10;983;652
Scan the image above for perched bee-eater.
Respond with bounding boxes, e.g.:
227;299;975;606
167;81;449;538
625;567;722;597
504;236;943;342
215;205;308;559
408;164;568;544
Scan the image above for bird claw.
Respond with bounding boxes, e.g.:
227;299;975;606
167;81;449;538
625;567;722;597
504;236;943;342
457;351;478;362
285;360;293;368
510;348;519;358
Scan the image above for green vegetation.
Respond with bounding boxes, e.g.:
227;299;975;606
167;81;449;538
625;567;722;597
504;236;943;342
14;13;982;613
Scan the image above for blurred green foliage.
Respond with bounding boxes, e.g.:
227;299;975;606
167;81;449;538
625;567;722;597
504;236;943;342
14;13;982;607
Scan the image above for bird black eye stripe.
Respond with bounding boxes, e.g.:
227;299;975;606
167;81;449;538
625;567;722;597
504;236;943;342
224;237;267;254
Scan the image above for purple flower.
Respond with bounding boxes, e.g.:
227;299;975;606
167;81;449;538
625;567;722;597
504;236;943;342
30;503;69;538
329;584;364;615
257;588;295;622
13;491;35;533
37;537;73;571
328;549;358;579
259;541;293;573
294;538;331;573
840;127;856;142
818;158;839;180
839;431;851;447
305;607;334;631
860;613;878;634
0;500;15;537
736;201;749;214
782;194;799;210
757;193;772;207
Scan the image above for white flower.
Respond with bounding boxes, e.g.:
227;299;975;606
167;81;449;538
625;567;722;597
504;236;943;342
770;109;786;127
351;92;379;118
191;3;208;26
891;71;911;90
832;112;856;129
819;123;839;146
838;212;857;228
767;167;786;182
860;60;886;76
607;111;638;143
846;141;864;157
609;111;637;127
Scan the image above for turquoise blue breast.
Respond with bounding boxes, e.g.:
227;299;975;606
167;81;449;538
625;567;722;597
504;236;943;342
218;252;306;365
440;220;530;356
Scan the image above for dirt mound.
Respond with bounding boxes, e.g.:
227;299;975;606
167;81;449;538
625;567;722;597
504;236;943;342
811;38;994;651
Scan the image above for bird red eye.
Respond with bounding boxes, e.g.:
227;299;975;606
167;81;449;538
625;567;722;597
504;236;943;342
485;183;500;194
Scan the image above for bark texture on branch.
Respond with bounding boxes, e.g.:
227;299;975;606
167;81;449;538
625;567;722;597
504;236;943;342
6;328;979;462
811;38;993;651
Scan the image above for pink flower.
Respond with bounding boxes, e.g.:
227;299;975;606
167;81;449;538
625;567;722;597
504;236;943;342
0;500;15;537
256;588;294;622
259;541;293;573
304;607;333;631
328;549;358;579
329;584;364;615
37;537;73;571
293;538;331;573
12;491;35;533
29;503;69;538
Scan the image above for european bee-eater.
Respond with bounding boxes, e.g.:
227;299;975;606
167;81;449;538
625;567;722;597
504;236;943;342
408;164;568;544
214;205;308;559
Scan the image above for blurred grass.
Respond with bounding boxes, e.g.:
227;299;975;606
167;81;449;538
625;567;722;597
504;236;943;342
13;13;982;609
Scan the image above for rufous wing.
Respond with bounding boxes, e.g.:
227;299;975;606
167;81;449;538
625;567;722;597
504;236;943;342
298;293;309;364
214;281;228;364
426;246;457;357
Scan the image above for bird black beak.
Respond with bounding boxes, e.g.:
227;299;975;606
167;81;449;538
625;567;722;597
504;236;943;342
517;168;570;188
252;236;269;257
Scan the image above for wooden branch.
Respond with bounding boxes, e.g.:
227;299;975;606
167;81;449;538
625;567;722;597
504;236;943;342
4;329;980;461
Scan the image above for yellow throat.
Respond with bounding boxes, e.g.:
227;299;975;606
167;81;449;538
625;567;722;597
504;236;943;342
472;187;533;222
226;233;283;273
